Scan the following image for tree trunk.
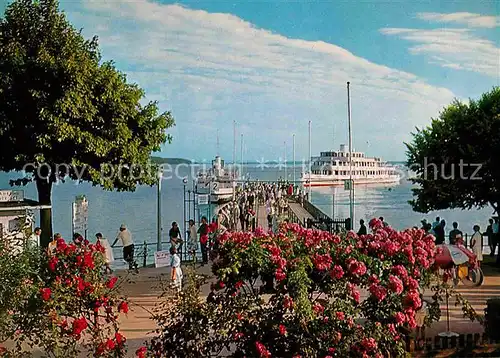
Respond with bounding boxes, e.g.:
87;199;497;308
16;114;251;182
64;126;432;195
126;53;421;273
36;177;53;248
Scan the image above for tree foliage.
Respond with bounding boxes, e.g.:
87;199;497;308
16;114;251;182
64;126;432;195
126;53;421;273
406;87;500;214
0;0;174;245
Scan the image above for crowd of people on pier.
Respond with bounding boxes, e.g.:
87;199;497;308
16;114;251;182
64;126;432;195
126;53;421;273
213;182;294;233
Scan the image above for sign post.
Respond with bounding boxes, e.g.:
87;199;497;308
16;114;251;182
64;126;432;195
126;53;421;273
72;195;88;239
344;179;353;191
154;250;171;268
198;194;209;205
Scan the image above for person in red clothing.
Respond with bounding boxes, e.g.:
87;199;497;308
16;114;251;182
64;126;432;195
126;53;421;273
287;184;293;196
198;216;209;265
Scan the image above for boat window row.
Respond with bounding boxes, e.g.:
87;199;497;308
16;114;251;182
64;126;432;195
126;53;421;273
320;152;365;158
312;161;381;167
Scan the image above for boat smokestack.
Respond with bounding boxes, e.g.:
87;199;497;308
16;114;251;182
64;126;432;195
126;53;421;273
340;144;346;152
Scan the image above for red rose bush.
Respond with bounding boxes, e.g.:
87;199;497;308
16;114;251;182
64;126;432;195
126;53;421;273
0;237;128;357
145;218;478;357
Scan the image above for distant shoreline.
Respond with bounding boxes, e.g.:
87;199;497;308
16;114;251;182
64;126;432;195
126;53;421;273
150;157;192;165
150;157;406;166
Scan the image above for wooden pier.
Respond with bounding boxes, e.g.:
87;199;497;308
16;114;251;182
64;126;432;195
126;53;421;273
287;202;314;224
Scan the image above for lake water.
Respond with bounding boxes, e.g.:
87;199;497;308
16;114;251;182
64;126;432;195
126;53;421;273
0;165;493;245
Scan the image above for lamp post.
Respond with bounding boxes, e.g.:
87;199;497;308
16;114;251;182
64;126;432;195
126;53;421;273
293;133;296;189
233;120;236;201
182;177;188;260
240;133;244;187
347;81;354;228
308;120;312;199
157;167;162;252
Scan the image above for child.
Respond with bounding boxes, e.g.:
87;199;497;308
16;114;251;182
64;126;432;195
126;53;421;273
470;225;483;265
170;246;183;293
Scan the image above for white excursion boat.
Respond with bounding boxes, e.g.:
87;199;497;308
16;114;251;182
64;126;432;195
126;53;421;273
301;144;401;187
196;156;237;203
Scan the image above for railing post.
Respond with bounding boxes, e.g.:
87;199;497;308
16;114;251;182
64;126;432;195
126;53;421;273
143;240;147;267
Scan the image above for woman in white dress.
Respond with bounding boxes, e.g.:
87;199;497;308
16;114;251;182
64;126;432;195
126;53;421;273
96;233;114;274
170;246;183;293
470;225;483;265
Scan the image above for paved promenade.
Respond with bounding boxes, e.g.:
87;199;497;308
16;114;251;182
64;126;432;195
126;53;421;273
13;262;498;357
116;264;500;354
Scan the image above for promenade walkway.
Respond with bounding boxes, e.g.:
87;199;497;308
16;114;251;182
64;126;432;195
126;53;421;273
114;264;499;355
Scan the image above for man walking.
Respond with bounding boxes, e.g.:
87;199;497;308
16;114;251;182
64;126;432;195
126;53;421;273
187;219;198;260
111;224;138;273
169;222;182;249
198;216;209;265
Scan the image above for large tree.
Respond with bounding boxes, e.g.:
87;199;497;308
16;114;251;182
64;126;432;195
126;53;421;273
0;0;174;246
406;87;500;215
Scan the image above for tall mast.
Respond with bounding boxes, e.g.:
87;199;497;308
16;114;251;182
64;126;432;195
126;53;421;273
347;81;354;228
216;129;220;156
233;120;236;165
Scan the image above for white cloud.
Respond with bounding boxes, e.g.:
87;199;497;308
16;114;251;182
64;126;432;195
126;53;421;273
62;0;457;160
380;27;499;78
416;12;499;28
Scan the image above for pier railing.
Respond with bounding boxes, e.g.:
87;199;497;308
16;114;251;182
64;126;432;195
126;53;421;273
112;240;171;268
291;195;349;233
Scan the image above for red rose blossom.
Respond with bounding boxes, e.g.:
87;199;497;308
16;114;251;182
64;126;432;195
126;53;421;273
279;324;287;335
48;256;58;271
106;277;118;289
136;346;147;358
118;301;129;314
72;317;88;336
105;339;116;350
40;287;51;301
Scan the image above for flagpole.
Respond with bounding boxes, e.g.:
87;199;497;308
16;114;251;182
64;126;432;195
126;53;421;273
284;140;287;182
308;120;312;199
233;120;236;166
347;81;354;229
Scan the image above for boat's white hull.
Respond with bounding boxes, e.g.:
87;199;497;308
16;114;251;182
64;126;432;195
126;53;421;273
301;174;401;187
196;184;234;203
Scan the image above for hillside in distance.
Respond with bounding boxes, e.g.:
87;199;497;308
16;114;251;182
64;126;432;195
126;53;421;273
150;157;192;164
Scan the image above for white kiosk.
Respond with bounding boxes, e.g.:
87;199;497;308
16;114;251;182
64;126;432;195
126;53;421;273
0;189;51;242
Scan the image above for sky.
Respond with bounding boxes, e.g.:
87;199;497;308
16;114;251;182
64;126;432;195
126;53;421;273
1;0;499;162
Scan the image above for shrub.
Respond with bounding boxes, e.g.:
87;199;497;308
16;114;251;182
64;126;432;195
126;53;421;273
0;234;128;357
145;218;479;357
